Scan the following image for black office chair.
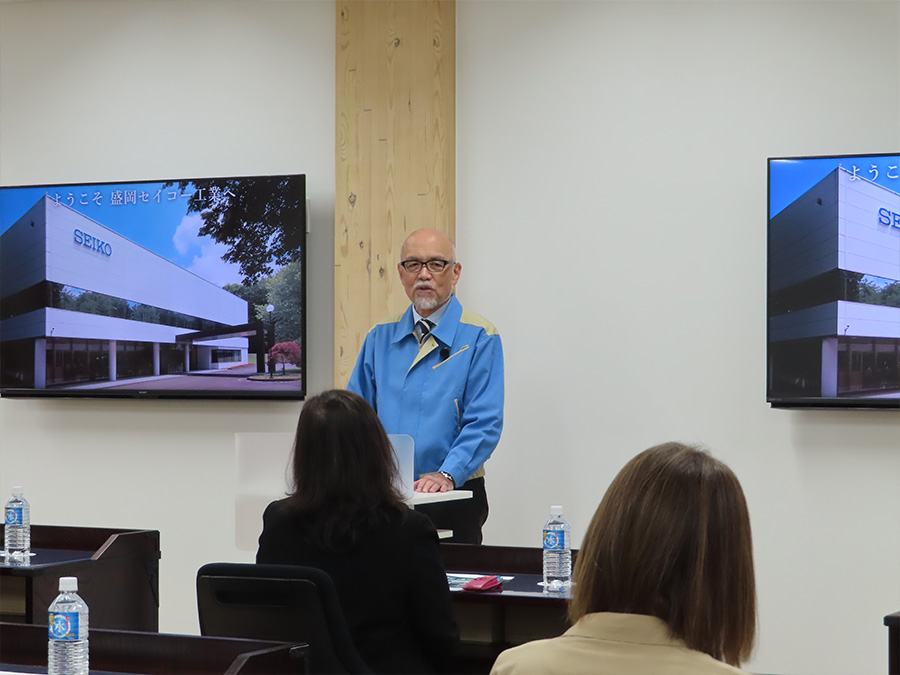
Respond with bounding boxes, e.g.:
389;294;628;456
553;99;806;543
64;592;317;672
196;562;373;675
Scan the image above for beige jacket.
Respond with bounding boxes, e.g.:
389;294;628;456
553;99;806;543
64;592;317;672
490;613;749;675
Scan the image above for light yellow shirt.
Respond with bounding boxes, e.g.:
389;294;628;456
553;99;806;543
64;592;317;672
490;613;749;675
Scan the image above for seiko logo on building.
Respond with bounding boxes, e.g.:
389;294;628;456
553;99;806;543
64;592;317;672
73;229;112;256
877;207;900;230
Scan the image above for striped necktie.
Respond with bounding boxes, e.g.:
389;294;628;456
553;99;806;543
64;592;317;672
414;319;434;345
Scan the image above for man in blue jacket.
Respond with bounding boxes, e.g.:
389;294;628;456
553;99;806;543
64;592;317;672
347;228;504;544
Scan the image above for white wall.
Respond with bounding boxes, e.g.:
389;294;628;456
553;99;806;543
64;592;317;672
1;2;898;674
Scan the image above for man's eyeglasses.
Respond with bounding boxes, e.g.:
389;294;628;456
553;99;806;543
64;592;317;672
399;258;455;274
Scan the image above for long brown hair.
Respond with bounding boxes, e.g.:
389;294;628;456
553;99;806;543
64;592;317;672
286;389;407;551
569;442;756;666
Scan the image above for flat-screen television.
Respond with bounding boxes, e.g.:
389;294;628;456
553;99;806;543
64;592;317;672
767;153;900;409
0;173;307;400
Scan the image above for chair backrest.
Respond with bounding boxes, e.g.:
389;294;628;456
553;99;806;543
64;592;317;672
196;562;373;675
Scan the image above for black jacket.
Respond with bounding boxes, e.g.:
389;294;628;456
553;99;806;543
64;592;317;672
257;499;459;674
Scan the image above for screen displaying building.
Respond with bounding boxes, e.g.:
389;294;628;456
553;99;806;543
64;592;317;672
1;195;253;389
768;163;900;401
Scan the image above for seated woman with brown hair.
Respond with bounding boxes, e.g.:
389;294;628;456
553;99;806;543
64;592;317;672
256;389;459;674
491;442;756;675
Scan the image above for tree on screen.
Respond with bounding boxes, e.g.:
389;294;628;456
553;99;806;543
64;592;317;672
856;277;900;309
883;282;900;308
268;341;302;373
59;290;128;319
261;260;303;343
249;260;303;344
163;176;304;284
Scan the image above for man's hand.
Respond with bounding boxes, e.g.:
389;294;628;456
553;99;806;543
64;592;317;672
414;472;454;493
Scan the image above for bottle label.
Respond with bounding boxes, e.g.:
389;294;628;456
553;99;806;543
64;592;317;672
5;506;22;526
49;612;80;640
543;529;565;550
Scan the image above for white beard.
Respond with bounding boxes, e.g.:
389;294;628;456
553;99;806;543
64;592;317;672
413;281;442;312
414;295;440;312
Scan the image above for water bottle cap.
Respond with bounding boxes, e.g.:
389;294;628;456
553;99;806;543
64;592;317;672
59;577;78;592
11;486;23;494
550;505;563;517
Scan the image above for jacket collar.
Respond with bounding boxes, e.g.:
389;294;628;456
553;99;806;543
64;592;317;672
391;295;462;347
564;613;687;649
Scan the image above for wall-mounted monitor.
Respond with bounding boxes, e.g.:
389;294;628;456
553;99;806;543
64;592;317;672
0;174;306;400
767;153;900;409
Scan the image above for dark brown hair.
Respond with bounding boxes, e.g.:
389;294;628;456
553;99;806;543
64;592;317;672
287;389;406;551
569;442;756;666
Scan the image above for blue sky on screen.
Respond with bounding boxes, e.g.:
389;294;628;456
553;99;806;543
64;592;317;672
0;180;243;288
769;153;900;218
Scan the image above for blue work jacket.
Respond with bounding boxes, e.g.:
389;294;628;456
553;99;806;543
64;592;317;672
347;296;504;486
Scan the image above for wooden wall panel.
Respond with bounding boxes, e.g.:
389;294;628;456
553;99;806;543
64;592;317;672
335;0;455;387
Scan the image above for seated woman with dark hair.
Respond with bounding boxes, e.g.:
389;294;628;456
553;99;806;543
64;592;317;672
257;389;459;674
491;442;757;675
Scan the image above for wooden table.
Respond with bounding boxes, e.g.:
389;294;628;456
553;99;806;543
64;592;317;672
0;525;160;632
0;621;307;674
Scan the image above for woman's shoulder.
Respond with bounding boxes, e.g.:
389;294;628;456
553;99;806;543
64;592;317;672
397;505;440;535
491;615;751;675
490;636;563;675
365;505;439;542
261;497;293;522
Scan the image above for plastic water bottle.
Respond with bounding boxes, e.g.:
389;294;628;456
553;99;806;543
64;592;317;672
48;576;89;675
542;505;571;593
4;486;31;562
